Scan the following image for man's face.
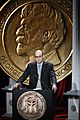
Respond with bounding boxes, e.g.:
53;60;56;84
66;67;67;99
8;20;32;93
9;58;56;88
16;13;43;56
35;51;43;63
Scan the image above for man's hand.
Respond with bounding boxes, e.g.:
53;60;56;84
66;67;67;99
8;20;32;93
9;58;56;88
52;84;57;93
11;83;20;89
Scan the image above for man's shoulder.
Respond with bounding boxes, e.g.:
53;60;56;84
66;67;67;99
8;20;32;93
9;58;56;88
44;61;53;66
28;62;36;66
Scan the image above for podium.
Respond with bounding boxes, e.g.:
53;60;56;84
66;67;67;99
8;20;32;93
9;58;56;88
64;90;80;120
2;86;12;117
12;88;54;120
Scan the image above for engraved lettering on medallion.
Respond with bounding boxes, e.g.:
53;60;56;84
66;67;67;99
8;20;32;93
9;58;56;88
0;55;21;77
56;62;72;78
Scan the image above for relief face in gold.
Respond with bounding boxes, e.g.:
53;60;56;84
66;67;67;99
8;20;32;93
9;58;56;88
16;3;66;63
0;0;72;81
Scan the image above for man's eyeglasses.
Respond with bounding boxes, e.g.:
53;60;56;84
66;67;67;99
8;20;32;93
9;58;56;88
35;55;42;58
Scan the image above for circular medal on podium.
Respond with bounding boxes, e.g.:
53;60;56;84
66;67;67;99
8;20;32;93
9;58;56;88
17;91;47;120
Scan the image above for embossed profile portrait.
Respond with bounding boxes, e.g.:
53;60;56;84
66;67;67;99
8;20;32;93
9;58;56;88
16;3;66;65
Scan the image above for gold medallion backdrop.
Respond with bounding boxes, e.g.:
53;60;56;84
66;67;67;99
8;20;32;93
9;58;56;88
0;0;72;82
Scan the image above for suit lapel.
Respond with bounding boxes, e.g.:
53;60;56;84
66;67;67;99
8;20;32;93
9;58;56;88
34;61;47;79
34;62;38;77
41;62;46;79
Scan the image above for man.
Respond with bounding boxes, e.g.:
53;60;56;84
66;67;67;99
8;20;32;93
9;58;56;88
13;50;57;93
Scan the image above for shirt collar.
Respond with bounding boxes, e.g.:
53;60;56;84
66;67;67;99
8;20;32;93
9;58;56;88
37;62;43;66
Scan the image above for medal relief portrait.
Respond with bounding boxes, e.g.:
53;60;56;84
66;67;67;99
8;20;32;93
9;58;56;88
16;3;66;66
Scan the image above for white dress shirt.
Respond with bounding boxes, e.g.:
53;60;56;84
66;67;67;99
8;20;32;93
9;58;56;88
36;62;43;89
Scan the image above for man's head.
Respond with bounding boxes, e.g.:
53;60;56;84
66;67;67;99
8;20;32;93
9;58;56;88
35;50;43;63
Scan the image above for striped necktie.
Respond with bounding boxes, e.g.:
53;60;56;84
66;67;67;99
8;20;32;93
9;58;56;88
36;63;42;89
38;64;41;79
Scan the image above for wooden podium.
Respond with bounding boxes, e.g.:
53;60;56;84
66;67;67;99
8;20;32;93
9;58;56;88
12;88;54;120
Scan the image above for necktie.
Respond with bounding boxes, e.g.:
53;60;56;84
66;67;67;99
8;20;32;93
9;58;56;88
36;63;42;89
38;64;41;79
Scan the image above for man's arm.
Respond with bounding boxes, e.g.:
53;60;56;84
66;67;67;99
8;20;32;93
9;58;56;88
17;64;30;84
50;63;57;84
50;63;57;93
12;64;30;89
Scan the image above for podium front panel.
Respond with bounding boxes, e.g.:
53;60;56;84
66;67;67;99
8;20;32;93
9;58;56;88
12;88;54;120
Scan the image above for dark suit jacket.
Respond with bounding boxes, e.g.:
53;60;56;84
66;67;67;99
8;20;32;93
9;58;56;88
17;61;57;90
